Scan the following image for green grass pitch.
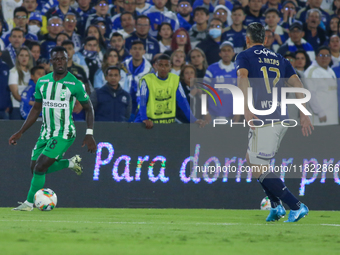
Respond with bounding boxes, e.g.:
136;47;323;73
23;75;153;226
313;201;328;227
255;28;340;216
0;208;339;255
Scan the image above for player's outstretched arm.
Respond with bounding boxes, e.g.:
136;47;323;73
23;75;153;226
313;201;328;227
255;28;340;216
287;74;314;136
237;68;259;130
81;100;97;153
9;101;42;145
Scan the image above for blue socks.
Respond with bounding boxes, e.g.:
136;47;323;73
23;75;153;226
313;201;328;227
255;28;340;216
259;182;281;208
259;172;301;210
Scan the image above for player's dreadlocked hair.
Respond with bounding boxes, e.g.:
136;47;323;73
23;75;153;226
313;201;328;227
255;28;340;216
246;22;265;44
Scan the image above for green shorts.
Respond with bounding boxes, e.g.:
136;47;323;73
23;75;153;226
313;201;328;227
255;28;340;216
31;136;75;161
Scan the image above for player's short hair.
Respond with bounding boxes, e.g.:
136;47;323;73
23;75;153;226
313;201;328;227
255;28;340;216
232;5;245;14
61;40;75;48
105;66;121;76
120;11;134;22
136;15;150;25
194;6;209;16
110;32;124;40
264;8;280;17
157;54;171;62
14;6;28;17
131;40;145;48
50;46;67;58
84;36;98;45
246;22;265;44
316;45;331;56
10;27;25;37
30;65;45;76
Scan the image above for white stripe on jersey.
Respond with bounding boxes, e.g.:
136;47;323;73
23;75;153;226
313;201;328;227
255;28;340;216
53;82;63;137
178;82;187;98
45;82;54;139
63;87;72;139
40;84;47;139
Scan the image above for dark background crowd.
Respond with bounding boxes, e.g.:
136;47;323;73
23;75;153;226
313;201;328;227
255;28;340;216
0;0;339;126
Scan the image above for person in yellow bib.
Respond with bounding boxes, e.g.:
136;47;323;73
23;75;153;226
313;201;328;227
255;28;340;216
135;54;205;129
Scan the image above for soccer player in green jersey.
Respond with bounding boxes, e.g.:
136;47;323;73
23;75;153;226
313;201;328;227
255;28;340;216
9;46;97;211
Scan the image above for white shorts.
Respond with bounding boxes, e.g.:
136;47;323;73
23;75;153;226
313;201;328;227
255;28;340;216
247;124;288;165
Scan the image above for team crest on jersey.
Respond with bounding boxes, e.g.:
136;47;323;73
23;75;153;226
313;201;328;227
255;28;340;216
60;89;67;99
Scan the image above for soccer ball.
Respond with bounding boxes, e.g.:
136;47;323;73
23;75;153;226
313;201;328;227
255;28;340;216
34;188;57;211
260;196;271;210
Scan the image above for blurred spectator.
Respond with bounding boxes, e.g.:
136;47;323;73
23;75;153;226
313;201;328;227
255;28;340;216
136;0;152;14
144;0;179;38
85;24;107;58
328;16;339;37
192;0;233;15
122;40;152;119
94;17;109;42
304;46;338;126
112;0;139;31
81;36;102;86
280;0;298;30
1;28;26;69
213;5;232;28
303;9;327;51
329;35;340;67
165;27;191;56
63;12;82;52
0;21;6;51
277;22;315;62
176;64;202;122
264;8;288;52
110;32;131;62
204;41;237;121
157;22;173;53
56;32;71;46
20;66;45;119
76;0;96;37
188;48;208;79
36;57;51;74
40;17;63;60
94;48;127;89
0;52;11;120
264;29;275;51
109;0;124;17
244;0;266;26
2;7;38;47
125;15;160;62
150;53;162;73
8;46;34;119
284;51;296;69
165;0;178;12
189;7;209;47
40;0;59;14
296;0;332;29
28;12;43;37
86;0;112;39
22;0;39;15
262;0;282;12
295;49;311;77
222;6;247;54
42;0;79;35
115;12;136;39
62;40;91;94
135;54;200;127
197;18;223;65
333;0;340;14
27;41;41;62
2;0;23;30
170;49;185;75
91;66;132;122
176;0;194;31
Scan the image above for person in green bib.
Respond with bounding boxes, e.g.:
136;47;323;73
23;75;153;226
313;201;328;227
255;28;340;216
135;54;205;129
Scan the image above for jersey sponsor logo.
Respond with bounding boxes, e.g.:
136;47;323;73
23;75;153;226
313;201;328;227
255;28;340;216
40;79;49;82
254;48;277;57
43;99;69;109
63;81;75;85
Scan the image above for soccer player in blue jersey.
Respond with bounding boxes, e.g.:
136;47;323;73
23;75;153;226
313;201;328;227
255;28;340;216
235;22;314;222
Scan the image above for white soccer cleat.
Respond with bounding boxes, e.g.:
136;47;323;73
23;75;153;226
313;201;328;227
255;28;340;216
70;155;83;175
12;202;33;211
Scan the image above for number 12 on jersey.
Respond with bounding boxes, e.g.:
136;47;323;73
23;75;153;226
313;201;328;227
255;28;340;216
260;66;280;94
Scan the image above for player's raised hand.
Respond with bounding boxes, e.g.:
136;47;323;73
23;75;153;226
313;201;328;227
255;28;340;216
82;135;97;153
244;109;259;130
9;132;22;145
300;114;314;137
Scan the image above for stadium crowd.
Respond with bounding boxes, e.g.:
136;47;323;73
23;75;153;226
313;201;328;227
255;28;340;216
0;0;339;126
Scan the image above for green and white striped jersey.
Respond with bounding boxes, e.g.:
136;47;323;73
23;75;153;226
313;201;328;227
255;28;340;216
34;72;89;140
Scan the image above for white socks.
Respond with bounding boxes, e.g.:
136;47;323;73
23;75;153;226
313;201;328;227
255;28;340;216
24;201;33;207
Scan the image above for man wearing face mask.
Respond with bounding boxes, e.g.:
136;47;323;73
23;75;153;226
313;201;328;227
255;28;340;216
196;18;223;65
1;7;38;47
28;12;42;37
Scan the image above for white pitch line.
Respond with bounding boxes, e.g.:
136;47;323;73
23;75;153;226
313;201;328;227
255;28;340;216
320;224;340;227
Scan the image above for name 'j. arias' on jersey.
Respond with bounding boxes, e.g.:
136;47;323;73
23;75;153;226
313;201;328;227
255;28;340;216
34;72;89;140
235;45;296;122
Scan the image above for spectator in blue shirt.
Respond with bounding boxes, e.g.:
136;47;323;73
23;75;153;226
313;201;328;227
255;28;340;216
111;0;140;31
40;17;64;60
0;55;11;119
192;0;233;15
244;0;266;26
303;9;327;51
136;0;152;14
20;66;45;119
264;8;288;52
85;0;112;39
280;0;298;30
176;0;194;31
76;0;96;37
110;32;131;62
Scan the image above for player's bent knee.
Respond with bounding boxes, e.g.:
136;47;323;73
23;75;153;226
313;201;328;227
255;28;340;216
34;162;48;174
30;161;36;174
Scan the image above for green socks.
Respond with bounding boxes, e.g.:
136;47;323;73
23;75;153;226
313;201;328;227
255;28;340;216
46;159;70;174
26;172;46;203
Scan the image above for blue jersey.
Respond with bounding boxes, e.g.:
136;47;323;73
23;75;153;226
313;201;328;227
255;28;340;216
204;60;237;118
235;45;296;122
221;26;247;54
20;80;38;119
